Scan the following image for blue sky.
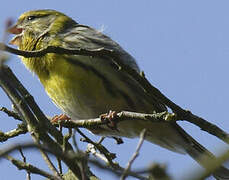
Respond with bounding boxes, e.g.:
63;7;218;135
1;1;229;180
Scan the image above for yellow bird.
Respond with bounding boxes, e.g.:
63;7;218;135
8;9;229;179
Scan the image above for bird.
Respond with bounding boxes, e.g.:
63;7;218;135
7;9;229;179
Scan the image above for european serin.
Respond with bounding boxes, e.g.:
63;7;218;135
8;9;229;178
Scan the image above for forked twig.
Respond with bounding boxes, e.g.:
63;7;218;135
121;129;146;180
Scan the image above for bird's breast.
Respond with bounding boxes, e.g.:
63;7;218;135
39;54;132;119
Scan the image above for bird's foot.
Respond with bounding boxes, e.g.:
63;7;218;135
51;114;71;123
100;110;119;132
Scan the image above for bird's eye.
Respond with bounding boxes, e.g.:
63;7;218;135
27;16;37;21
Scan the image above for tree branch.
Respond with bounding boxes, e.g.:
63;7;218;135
18;148;31;180
77;129;117;167
0;142;148;180
0;123;27;142
55;111;170;128
5;155;62;180
0;64;82;178
0;106;22;121
121;129;146;180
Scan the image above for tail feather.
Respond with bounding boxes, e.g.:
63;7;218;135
175;124;229;180
186;138;229;180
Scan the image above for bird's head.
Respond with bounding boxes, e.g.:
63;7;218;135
8;9;76;48
7;10;77;76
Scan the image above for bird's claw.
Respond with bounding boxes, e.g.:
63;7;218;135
51;114;71;123
100;110;119;131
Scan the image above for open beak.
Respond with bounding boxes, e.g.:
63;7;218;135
7;25;23;46
7;25;23;34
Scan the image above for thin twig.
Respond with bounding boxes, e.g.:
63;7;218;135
19;148;31;180
5;155;60;180
0;106;22;120
77;129;117;166
63;128;72;152
57;157;62;176
87;143;109;164
74;129;95;180
97;137;105;144
0;123;27;142
31;136;63;180
121;129;146;180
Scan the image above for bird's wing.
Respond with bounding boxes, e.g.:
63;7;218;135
57;24;168;112
59;24;140;72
